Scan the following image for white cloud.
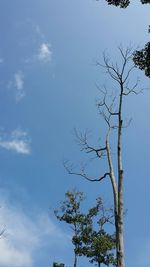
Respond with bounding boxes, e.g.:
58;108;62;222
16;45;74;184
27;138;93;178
0;129;31;155
14;71;25;101
0;58;3;63
0;241;32;267
37;43;52;62
0;196;67;267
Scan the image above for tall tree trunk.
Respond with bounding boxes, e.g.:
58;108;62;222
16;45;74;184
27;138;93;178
117;86;125;267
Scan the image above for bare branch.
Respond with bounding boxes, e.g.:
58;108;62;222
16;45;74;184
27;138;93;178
63;160;110;182
98;205;114;230
118;46;133;79
122;65;135;84
97;46;136;88
96;86;119;117
74;128;107;158
123;78;143;95
96;54;121;83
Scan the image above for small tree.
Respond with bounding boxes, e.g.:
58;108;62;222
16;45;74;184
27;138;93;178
55;190;115;267
54;190;85;267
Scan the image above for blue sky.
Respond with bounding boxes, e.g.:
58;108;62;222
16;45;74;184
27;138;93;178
0;0;150;266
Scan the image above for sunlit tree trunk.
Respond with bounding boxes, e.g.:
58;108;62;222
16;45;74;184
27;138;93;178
116;83;125;267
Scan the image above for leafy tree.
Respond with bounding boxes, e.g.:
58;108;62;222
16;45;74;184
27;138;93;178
55;190;115;267
64;47;142;267
54;190;85;267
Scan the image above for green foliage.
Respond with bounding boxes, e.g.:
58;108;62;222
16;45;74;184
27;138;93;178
86;231;116;266
133;42;150;77
104;0;130;8
55;190;115;266
54;190;86;267
54;190;85;227
103;0;150;8
75;198;115;266
76;229;116;266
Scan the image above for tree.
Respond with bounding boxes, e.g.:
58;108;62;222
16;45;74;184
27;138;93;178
54;190;115;267
64;47;142;267
54;190;85;267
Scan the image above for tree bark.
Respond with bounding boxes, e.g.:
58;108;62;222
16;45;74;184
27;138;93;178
117;84;125;267
106;81;125;267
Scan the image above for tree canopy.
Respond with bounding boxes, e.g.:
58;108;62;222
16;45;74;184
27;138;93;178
103;0;150;8
133;42;150;77
55;190;115;267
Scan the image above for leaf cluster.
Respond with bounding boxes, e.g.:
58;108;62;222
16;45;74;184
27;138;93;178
76;229;116;266
55;190;116;266
104;0;130;8
54;190;85;226
103;0;150;8
133;42;150;77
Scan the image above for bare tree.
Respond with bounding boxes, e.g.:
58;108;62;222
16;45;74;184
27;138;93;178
64;47;143;267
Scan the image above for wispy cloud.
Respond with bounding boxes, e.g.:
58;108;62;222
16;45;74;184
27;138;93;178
37;43;52;62
0;195;67;267
0;129;31;155
24;42;53;64
20;21;53;64
14;71;25;101
0;58;3;63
